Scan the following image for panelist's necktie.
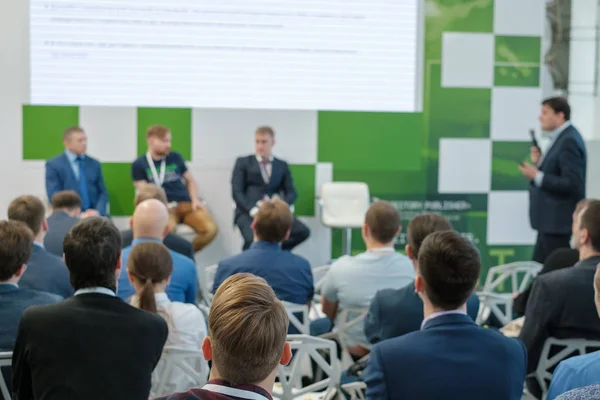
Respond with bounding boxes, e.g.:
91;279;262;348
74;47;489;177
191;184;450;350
76;156;91;210
260;159;271;184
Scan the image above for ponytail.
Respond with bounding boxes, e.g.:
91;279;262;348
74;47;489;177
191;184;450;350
138;278;157;313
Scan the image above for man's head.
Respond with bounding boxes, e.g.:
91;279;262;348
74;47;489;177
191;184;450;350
147;125;172;158
575;200;600;256
255;126;275;159
406;213;453;263
51;190;82;217
63;126;87;155
415;231;480;311
130;199;170;240
539;97;570;131
8;195;47;239
63;217;122;292
252;199;293;243
203;273;291;387
362;201;402;246
134;184;168;206
572;199;593;249
0;221;34;283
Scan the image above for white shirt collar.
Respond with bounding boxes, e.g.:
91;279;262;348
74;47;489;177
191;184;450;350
256;154;274;163
155;292;170;305
548;120;571;141
74;287;116;297
421;309;466;329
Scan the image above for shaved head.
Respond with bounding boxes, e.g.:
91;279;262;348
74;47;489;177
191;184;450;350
131;199;170;239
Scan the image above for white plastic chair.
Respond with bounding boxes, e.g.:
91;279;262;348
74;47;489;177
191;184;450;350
0;352;11;400
341;382;366;400
320;308;370;371
283;302;310;335
319;182;370;255
151;346;209;398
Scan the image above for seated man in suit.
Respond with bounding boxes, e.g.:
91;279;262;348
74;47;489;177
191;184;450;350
0;220;61;351
117;199;197;304
365;231;527;400
8;195;73;298
213;199;313;307
232;126;309;251
44;190;81;257
121;184;194;260
156;273;292;400
12;217;168;400
132;125;217;253
45;126;109;216
364;213;480;344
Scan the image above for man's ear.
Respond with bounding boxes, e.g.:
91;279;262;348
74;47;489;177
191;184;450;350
129;217;134;230
251;219;256;231
42;219;48;233
405;244;414;260
415;274;424;293
14;264;27;278
114;253;122;279
280;342;292;366
202;337;213;361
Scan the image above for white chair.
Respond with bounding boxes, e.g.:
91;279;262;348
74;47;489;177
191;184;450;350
341;382;366;400
283;302;310;335
0;352;12;400
319;182;370;255
320;308;370;371
151;346;209;398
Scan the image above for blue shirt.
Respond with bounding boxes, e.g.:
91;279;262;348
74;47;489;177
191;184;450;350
65;149;83;180
547;351;600;399
117;238;198;304
131;151;190;202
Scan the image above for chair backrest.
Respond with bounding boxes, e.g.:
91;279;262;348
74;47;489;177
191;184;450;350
0;352;12;400
196;263;218;307
475;292;513;326
330;308;370;370
342;382;367;400
273;335;339;400
151;346;209;398
282;302;310;335
319;182;370;228
482;261;542;293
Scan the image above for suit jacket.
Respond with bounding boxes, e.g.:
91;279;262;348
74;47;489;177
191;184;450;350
120;229;195;260
44;211;80;257
364;313;527;400
364;281;480;344
231;155;297;218
45;153;109;216
12;292;168;400
519;255;600;373
529;125;586;235
19;244;74;298
0;284;61;351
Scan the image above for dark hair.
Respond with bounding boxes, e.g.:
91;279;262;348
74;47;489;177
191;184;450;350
365;201;401;243
407;214;453;259
255;126;275;137
580;200;600;252
542;97;571;121
63;126;85;141
127;242;173;313
418;231;480;310
8;195;46;236
0;221;34;281
63;217;122;292
254;199;293;243
51;190;82;210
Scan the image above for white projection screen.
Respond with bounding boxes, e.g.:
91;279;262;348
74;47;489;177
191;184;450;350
30;0;423;112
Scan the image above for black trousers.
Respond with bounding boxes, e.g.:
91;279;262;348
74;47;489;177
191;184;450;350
235;213;310;251
532;233;571;264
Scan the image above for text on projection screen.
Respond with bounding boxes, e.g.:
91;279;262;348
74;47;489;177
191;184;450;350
30;1;419;112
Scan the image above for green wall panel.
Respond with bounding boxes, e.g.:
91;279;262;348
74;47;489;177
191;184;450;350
491;141;531;191
137;108;192;161
494;66;541;87
495;36;542;64
289;164;315;217
23;105;79;160
102;163;135;216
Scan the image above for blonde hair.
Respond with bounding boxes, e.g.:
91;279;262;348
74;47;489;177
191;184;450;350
147;125;170;139
209;273;289;385
255;126;275;137
134;184;168;206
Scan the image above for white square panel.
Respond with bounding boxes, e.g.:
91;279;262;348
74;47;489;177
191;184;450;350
487;191;536;245
442;33;494;88
438;139;491;193
315;163;333;198
494;0;545;36
491;87;542;141
192;109;317;167
79;106;137;162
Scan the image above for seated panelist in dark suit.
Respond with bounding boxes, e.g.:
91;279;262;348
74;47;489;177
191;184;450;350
44;190;81;257
12;217;168;400
45;126;109;217
232;126;310;251
519;97;587;264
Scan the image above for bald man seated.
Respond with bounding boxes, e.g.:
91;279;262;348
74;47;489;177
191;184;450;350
117;199;198;304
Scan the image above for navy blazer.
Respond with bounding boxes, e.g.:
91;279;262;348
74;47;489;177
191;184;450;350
120;229;195;261
19;245;74;299
529;125;586;235
231;155;297;217
364;281;480;344
365;313;527;400
45;153;109;216
44;211;80;257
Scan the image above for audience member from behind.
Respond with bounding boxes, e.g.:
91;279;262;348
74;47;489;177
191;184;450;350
12;217;168;400
312;201;414;356
8;195;73;298
44;190;82;257
213;198;313;309
364;213;479;344
128;241;207;393
365;231;526;400
118;199;197;304
0;221;61;351
121;184;194;260
156;273;292;400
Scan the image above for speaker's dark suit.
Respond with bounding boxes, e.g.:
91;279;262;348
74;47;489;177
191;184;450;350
12;292;168;400
19;244;73;299
120;229;194;260
530;124;586;263
231;155;309;250
44;211;80;257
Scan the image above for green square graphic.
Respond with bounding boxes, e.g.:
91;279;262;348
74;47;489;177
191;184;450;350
494;66;541;87
495;36;542;64
289;164;315;217
23;105;79;160
102;163;136;216
491;141;531;191
137;108;192;161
